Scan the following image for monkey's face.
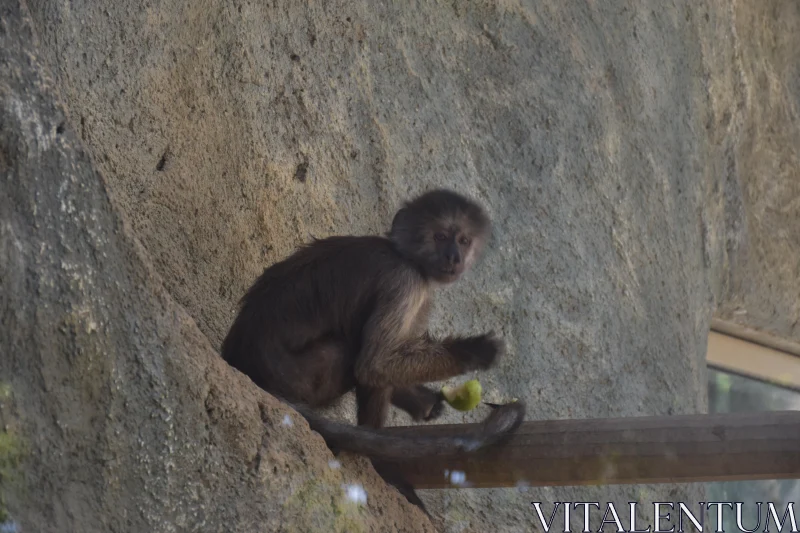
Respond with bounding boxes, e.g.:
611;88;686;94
425;222;478;283
389;189;490;284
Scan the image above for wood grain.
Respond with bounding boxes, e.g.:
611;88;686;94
374;411;800;489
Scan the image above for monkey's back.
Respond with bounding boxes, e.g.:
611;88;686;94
220;235;420;400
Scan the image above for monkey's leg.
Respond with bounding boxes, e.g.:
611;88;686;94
270;337;354;407
391;385;445;422
356;385;392;428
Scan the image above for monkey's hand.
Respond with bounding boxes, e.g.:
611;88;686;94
446;331;505;371
424;390;446;421
390;385;446;422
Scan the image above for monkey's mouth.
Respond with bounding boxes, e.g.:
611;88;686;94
437;267;462;281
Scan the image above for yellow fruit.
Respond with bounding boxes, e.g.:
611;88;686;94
441;379;482;411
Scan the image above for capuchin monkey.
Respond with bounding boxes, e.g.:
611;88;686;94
221;189;524;509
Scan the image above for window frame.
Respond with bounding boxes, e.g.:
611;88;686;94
707;318;800;392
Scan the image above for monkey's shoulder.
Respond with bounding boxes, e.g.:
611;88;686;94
249;235;424;295
300;235;395;257
286;235;406;271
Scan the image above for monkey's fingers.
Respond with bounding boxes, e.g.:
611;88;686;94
423;393;446;421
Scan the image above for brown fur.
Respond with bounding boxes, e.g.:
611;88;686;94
220;189;525;508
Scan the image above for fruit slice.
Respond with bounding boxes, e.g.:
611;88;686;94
441;379;483;411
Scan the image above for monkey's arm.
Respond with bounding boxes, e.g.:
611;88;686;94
356;333;501;388
354;283;502;388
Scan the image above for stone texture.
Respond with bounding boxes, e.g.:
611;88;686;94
3;0;798;530
0;2;433;531
711;0;800;342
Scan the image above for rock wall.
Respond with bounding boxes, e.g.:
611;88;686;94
3;0;798;531
0;2;433;531
712;0;800;342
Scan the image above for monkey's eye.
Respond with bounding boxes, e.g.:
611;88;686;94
459;236;471;246
434;232;447;241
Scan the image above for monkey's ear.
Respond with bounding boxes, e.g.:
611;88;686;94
390;207;408;225
389;207;412;236
388;207;419;253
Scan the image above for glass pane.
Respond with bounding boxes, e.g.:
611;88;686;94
706;368;800;529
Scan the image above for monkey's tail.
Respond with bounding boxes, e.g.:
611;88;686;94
288;401;525;460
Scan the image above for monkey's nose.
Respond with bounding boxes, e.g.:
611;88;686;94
446;251;461;265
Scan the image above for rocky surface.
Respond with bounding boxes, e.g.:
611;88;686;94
2;0;797;531
0;2;433;531
711;0;800;342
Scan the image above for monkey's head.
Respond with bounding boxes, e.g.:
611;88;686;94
389;189;491;284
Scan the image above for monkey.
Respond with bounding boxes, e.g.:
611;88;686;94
220;189;525;508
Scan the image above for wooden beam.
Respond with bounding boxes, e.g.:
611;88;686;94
374;411;800;489
707;330;800;390
711;317;800;358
